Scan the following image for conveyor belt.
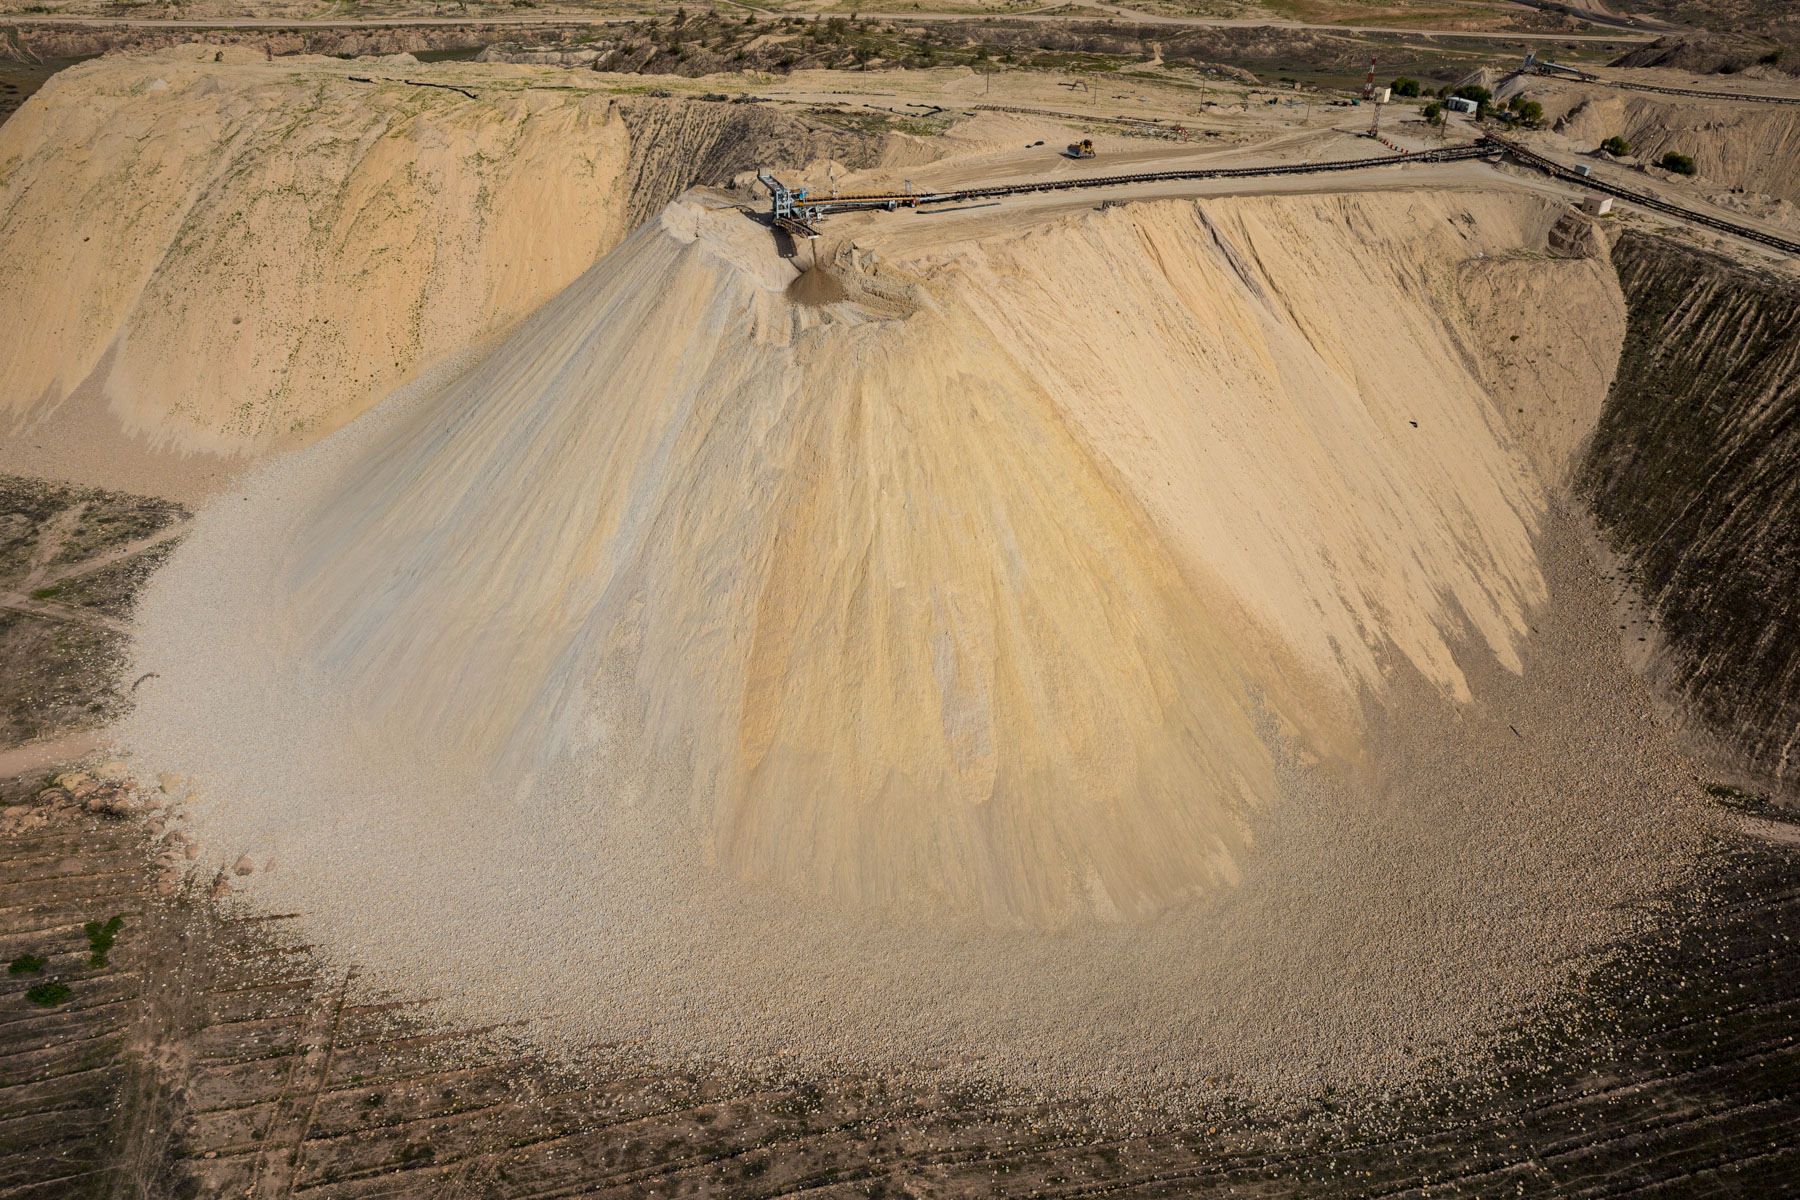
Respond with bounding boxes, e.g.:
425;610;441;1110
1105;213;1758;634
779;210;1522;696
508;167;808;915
1485;135;1800;256
772;136;1799;260
1610;77;1800;105
911;142;1494;206
1529;65;1800;106
773;214;823;240
785;142;1497;224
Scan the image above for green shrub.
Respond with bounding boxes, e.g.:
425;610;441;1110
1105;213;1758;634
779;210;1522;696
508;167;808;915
85;916;124;968
1508;98;1543;126
1390;76;1421;98
26;983;71;1007
1422;101;1443;125
1601;135;1630;156
8;955;46;975
1660;151;1697;175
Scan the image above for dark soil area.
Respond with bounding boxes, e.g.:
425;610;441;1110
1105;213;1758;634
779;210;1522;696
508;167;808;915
1607;0;1800;43
0;56;84;127
1582;232;1800;798
0;476;186;750
1;779;1794;1199
1611;32;1798;76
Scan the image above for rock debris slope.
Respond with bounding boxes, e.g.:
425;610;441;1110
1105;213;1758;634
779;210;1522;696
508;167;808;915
123;187;1700;1097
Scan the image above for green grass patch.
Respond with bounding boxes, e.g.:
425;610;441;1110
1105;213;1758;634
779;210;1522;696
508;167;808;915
8;954;46;975
25;982;70;1007
1027;51;1125;72
85;915;124;967
29;585;62;600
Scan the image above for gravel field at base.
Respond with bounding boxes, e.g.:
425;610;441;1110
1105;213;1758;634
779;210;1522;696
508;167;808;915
119;437;1708;1116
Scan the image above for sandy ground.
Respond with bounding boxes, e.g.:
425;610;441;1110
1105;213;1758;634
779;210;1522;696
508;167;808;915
11;47;1790;491
114;182;1708;1109
4;46;1775;1121
0;46;633;464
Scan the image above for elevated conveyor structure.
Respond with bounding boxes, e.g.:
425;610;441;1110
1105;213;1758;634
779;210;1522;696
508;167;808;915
1520;52;1800;106
1485;134;1800;256
759;142;1498;236
763;138;1800;260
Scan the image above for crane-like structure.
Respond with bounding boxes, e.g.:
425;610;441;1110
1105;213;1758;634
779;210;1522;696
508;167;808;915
758;171;920;240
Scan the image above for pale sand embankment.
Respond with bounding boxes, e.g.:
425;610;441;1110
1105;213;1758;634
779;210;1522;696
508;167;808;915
116;189;1707;1105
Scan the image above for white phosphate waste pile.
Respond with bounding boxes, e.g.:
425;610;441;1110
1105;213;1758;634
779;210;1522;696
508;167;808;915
121;186;1708;1106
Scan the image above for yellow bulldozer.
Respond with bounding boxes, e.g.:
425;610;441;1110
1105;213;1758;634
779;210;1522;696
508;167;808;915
1064;139;1096;160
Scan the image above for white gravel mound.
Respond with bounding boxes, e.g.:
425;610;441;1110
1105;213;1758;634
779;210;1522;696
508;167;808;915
121;188;1704;1105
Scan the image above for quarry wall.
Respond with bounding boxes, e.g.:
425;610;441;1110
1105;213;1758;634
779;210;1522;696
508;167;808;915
1547;89;1800;226
612;97;882;231
1582;229;1800;794
0;50;880;463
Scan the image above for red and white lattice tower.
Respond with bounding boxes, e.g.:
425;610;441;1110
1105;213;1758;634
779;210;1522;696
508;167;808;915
1363;57;1377;101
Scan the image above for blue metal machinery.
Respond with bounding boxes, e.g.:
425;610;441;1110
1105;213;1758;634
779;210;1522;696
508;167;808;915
759;170;922;239
758;171;824;239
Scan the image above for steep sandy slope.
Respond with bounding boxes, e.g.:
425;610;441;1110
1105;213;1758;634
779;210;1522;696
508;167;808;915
0;49;883;482
122;184;1705;1100
0;47;631;457
1456;209;1626;484
132;187;1621;923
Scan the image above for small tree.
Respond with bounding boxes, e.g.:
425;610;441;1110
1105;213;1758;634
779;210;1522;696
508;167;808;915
1511;99;1543;127
854;40;875;69
1601;135;1631;157
1391;76;1421;98
1422;100;1444;126
1660;151;1697;175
